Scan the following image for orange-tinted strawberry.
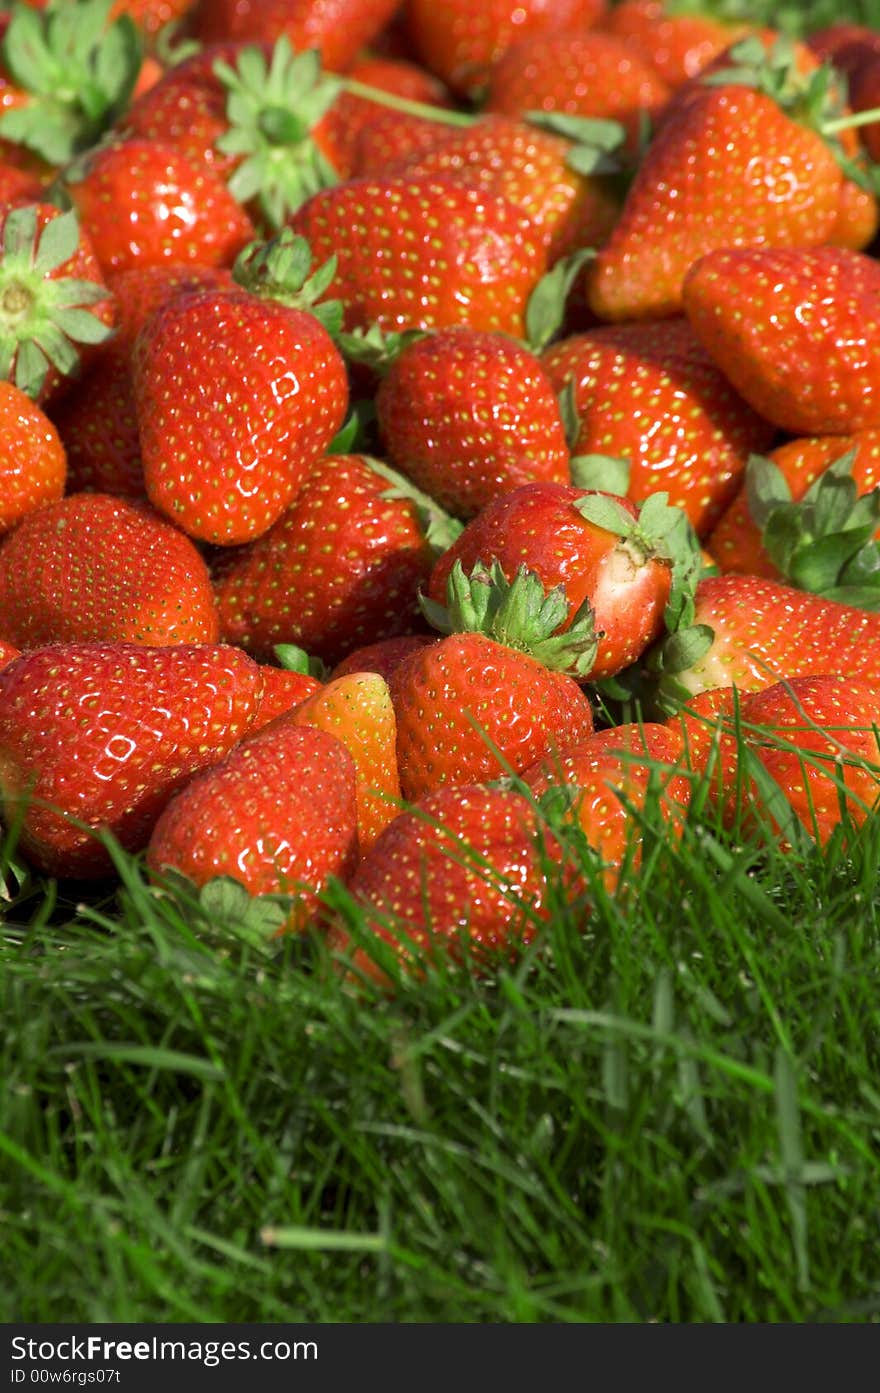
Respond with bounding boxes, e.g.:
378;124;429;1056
0;641;266;877
0;380;65;532
374;327;569;519
146;721;359;928
390;562;597;800
600;0;754;87
132;232;348;545
330;634;435;682
682;246;880;436
193;0;401;73
109;0;197;38
213;454;436;664
0;493;219;648
327;782;575;986
251;663;322;728
541;319;775;536
289;174;547;338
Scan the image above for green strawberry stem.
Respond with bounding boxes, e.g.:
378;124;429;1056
0;0;143;166
231;228;343;335
0;204;113;399
361;457;464;556
338;78;475;127
421;559;598;677
823;108;880;134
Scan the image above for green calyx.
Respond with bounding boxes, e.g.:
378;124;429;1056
746;450;880;609
573;489;703;633
0;0;143;166
214;38;342;230
361;457;464;557
335;324;429;376
273;644;329;680
0;204;113;399
525;248;597;355
420;559;598;677
524;111;626;177
231;228;343;335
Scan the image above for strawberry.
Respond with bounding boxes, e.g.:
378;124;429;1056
600;0;753;87
251;662;322;728
0;203;116;406
587;81;843;321
193;0;401;74
404;0;609;97
672;676;880;848
212;454;439;663
64;137;255;275
351;106;458;177
520;721;691;885
330;634;435;682
648;574;880;711
326;782;574;986
287;669;401;851
427;483;701;680
0;639;19;670
484;29;671;157
373;327;569;519
132;231;348;545
288;173;548;338
390;562;597;800
0;641;266;877
829;174;879;253
0;162;44;204
541;319;776;536
51;261;235;499
706;436;880;596
682;246;880;436
109;0;197;39
0;493;219;647
0;379;65;532
320;54;452;180
146;721;359;928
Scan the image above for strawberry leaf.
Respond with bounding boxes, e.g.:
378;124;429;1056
525;248;596;354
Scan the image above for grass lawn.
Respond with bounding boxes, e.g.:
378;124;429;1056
3;777;879;1323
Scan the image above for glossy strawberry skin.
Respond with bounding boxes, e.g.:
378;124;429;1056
133;288;348;545
0;381;65;531
0;639;19;670
146;721;359;928
428;483;671;680
327;783;573;986
683;247;880;436
388;632;596;801
0;494;219;648
193;0;401;73
587;85;842;322
0;642;266;877
376;328;570;518
542;319;775;536
213;454;432;663
66;139;255;275
600;0;754;87
289;174;547;338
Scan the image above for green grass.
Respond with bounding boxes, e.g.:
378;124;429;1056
3;779;880;1323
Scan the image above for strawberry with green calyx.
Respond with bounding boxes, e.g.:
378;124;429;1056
212;453;444;664
707;433;880;584
391;560;597;801
0;0;143;169
0;203;115;403
427;481;701;680
132;229;348;545
146;721;359;931
644;574;880;715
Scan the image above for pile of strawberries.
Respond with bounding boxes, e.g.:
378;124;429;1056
2;0;880;984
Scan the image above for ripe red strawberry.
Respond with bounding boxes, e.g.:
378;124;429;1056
251;663;322;727
807;23;880;80
110;0;197;37
288;670;401;851
428;483;701;680
682;246;880;436
389;563;597;800
706;434;880;589
541;319;776;536
64;137;255;275
320;54;452;180
521;721;691;885
374;327;569;519
213;454;436;663
649;574;880;710
0;639;19;670
0;162;43;204
829;175;879;253
485;30;671;157
327;782;574;986
672;676;880;847
404;0;609;97
132;232;348;545
52;261;235;499
587;84;843;321
0;380;65;532
0;641;266;877
146;721;359;928
350;106;458;177
0;494;219;647
193;0;401;73
330;634;435;682
289;174;548;338
0;203;116;405
600;1;755;87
